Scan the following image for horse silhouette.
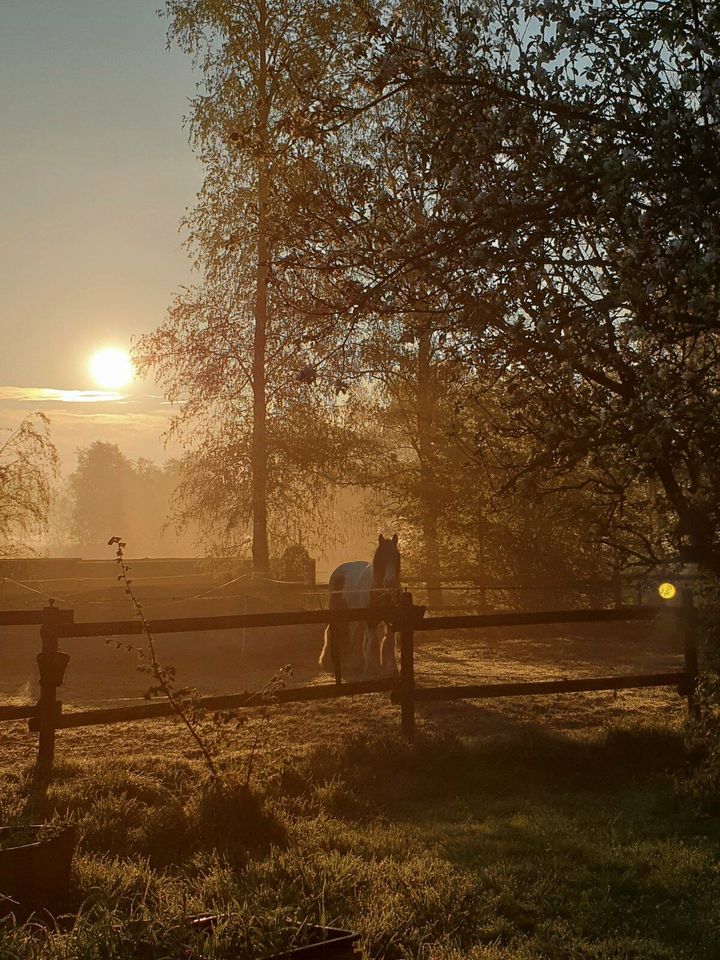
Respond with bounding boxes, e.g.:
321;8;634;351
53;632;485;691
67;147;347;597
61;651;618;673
319;534;402;678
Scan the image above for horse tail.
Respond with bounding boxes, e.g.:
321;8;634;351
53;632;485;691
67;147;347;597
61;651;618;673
319;571;346;675
319;625;332;671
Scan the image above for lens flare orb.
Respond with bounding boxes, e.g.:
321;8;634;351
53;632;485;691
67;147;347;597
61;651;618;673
89;348;134;389
658;582;677;601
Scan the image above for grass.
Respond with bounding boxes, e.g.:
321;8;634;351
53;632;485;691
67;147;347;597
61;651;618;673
1;716;719;959
1;622;718;957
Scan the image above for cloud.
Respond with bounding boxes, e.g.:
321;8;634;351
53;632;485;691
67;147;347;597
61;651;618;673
0;386;127;403
0;386;179;470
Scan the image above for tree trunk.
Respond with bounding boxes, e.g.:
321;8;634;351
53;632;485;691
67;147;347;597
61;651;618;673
416;329;443;609
475;509;488;613
252;0;270;573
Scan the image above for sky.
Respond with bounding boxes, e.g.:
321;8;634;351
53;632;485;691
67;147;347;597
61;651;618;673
0;0;202;470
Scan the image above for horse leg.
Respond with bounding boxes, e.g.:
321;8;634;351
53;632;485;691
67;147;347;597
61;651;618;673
352;622;365;673
343;621;362;674
379;625;399;676
363;622;383;676
324;571;348;681
319;623;347;682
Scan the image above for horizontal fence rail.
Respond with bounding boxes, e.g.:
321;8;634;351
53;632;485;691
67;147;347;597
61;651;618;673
15;603;676;641
0;591;698;771
414;606;675;632
0;703;41;722
28;678;399;732
52;605;415;639
0;609;73;628
391;672;689;704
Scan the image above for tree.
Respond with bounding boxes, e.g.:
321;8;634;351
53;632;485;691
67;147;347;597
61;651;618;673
468;0;720;575
283;38;475;590
0;414;58;556
70;442;136;549
348;321;459;601
69;443;195;556
135;0;368;570
355;339;617;607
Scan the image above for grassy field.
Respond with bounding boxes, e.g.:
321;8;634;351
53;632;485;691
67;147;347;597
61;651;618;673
1;620;718;959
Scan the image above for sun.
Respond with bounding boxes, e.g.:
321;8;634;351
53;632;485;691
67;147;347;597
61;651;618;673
89;347;134;389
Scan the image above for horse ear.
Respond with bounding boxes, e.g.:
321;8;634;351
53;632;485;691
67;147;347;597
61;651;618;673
392;533;398;545
378;534;385;544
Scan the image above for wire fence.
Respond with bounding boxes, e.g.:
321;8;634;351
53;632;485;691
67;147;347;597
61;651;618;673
1;572;654;611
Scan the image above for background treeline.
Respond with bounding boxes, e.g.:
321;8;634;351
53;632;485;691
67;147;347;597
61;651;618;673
45;442;197;559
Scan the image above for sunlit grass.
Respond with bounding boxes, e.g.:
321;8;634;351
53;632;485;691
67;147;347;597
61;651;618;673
1;720;719;959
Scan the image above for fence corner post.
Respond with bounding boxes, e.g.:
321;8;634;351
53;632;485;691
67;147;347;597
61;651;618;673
681;587;699;718
37;600;69;772
399;591;416;742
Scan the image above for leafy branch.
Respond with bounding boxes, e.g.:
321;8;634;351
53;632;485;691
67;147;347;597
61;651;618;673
108;536;219;779
242;665;293;789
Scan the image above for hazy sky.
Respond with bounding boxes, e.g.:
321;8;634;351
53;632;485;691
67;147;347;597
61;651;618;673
0;0;201;468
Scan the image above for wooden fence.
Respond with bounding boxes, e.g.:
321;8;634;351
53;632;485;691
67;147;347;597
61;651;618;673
0;590;698;771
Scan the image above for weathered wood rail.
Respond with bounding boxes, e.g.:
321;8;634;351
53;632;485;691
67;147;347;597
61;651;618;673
0;590;697;772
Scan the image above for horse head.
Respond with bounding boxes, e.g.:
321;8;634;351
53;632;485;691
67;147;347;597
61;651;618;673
372;534;401;595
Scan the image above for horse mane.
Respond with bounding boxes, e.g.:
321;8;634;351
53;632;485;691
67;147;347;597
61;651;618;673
372;535;400;587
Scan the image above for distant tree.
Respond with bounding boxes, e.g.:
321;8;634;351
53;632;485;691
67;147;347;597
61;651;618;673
357;345;617;605
69;442;135;549
44;479;75;557
0;414;58;556
349;321;460;601
68;443;194;556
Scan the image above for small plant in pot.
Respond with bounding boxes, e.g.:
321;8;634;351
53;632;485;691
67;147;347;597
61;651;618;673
0;822;76;917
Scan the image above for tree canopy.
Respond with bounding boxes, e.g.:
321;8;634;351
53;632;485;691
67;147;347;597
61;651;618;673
68;442;196;557
135;0;371;570
138;0;720;586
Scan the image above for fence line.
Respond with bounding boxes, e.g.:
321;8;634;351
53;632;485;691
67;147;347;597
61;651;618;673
27;678;399;732
392;673;690;704
414;606;672;631
50;605;413;639
1;573;654;606
0;592;697;772
0;609;72;627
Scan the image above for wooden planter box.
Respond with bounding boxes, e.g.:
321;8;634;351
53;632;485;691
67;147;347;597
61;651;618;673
0;824;76;915
189;915;360;959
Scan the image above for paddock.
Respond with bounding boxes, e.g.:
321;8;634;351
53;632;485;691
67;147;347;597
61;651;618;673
0;590;696;773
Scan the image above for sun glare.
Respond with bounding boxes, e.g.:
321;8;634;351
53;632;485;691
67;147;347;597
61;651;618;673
89;347;134;389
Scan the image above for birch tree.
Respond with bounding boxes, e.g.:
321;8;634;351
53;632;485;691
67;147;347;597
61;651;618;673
135;0;367;570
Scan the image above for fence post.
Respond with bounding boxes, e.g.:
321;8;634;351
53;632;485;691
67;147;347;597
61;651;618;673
681;587;699;718
399;591;415;741
37;601;70;772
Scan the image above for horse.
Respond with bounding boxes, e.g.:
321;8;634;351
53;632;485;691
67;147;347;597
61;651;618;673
319;534;402;678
